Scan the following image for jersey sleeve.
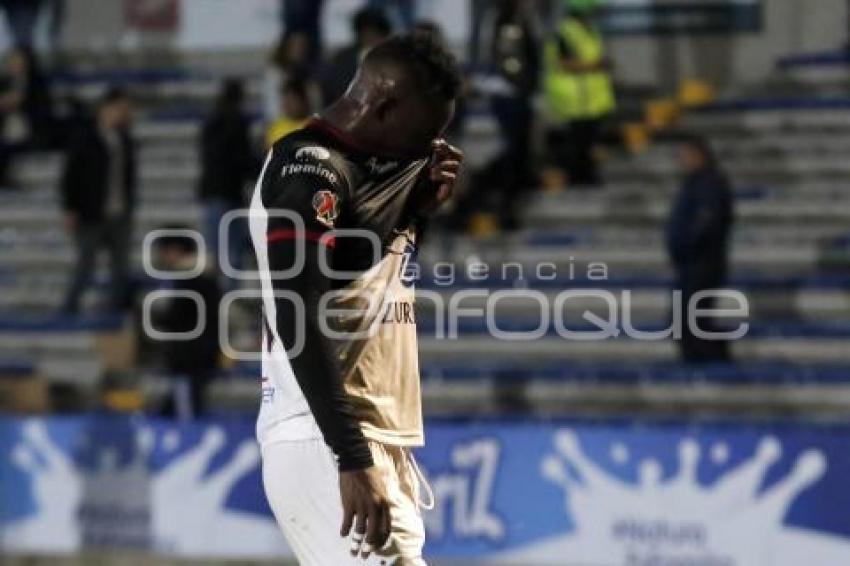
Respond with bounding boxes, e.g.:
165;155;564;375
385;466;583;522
264;144;348;238
260;148;373;471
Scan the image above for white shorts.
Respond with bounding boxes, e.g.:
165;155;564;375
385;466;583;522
262;438;427;566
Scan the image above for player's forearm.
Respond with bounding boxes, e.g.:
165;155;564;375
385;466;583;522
269;241;373;471
278;307;373;470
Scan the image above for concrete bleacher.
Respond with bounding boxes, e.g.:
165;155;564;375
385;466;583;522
1;58;850;416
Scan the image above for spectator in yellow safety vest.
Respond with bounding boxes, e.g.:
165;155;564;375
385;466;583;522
544;0;615;187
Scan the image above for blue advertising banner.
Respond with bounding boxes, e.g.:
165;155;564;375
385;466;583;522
2;416;850;564
0;416;288;558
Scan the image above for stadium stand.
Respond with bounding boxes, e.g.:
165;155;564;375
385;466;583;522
1;47;850;421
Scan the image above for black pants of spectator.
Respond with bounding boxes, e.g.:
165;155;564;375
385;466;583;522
493;95;533;229
452;95;533;231
62;216;131;314
0;140;27;188
559;118;602;187
675;266;732;363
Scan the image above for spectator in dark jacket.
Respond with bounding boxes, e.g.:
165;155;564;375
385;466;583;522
318;7;391;106
666;135;734;363
60;87;136;314
199;79;256;280
151;229;222;420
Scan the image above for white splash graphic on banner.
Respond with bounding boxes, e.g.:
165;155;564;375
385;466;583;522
498;429;850;566
1;421;83;553
141;426;289;558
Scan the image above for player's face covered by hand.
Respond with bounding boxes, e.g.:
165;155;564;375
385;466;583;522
382;95;455;160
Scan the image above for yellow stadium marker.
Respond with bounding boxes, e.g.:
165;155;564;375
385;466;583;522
623;122;650;153
645;98;680;130
104;389;145;412
468;212;500;237
678;78;716;108
541;167;567;192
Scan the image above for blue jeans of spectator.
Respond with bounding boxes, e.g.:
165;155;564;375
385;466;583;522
204;198;248;288
0;0;45;47
281;0;324;59
62;215;131;314
47;0;64;51
469;0;490;63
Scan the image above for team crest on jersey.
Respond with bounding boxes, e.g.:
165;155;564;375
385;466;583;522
312;189;340;228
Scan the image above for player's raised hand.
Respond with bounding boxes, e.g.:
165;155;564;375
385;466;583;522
410;139;464;216
339;466;392;558
429;138;464;205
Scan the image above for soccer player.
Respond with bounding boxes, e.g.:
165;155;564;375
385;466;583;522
249;33;463;565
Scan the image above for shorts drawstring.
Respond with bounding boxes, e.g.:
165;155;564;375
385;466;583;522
406;450;435;511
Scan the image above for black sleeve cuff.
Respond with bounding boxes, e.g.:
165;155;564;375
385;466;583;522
337;442;375;471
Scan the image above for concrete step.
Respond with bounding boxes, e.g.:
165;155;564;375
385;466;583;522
684;107;850;133
522;198;850;225
419;336;850;364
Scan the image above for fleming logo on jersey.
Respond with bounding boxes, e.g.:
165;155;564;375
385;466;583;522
312;189;340;228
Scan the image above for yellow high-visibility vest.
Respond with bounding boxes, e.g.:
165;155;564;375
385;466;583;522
544;17;616;122
265;117;308;148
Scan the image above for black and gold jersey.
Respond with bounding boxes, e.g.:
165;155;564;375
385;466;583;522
250;118;430;469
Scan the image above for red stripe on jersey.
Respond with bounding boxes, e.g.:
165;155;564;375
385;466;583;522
266;229;336;248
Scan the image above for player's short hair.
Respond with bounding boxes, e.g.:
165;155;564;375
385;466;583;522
364;33;462;101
